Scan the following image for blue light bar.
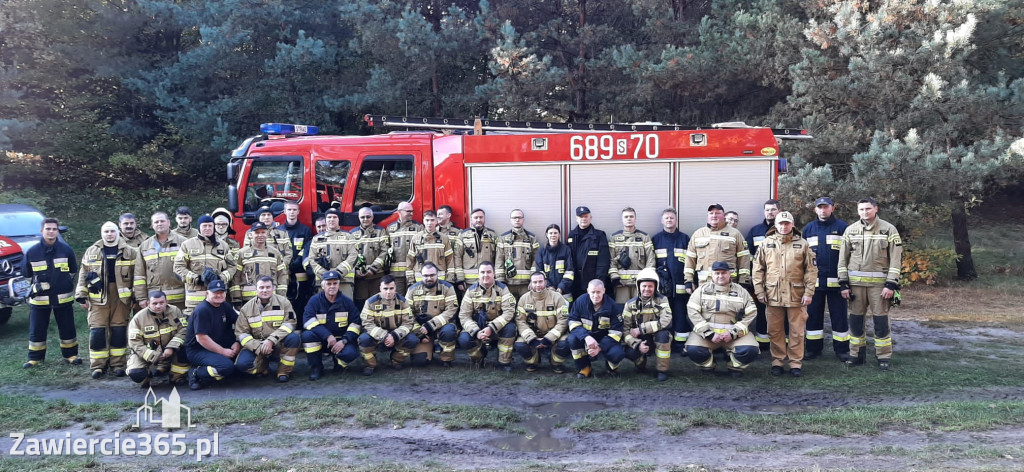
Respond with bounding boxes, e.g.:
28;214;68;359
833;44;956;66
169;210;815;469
260;123;320;135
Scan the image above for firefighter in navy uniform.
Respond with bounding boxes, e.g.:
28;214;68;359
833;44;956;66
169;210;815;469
281;200;314;314
126;291;189;387
685;262;759;377
185;279;240;390
358;275;417;375
76;221;139;378
173;215;237;315
406;262;459;367
652;208;691;353
608;207;656;303
234;276;300;382
533;224;575;303
22;217;81;368
458;261;517;371
567;279;625;379
514;272;570;373
622;268;673;381
567;206;611;300
301;270;362;380
746;199;781;352
802;197;851;360
495;209;540;299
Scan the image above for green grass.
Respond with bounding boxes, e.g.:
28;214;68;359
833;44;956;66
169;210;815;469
657;400;1024;437
194;396;523;432
0;395;130;433
568;410;641;432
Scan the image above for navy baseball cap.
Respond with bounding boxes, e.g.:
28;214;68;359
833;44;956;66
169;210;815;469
815;197;834;207
707;204;725;212
251;221;268;231
575;206;591;216
711;261;731;272
207;279;227;292
322;270;341;281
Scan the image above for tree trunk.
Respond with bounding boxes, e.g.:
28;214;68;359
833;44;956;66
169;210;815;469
951;199;977;280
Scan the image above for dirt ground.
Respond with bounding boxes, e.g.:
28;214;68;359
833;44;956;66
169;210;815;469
3;286;1024;471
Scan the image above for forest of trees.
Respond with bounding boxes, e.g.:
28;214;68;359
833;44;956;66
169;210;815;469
1;0;1023;278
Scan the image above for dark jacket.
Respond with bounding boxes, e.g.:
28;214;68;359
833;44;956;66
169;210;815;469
652;229;690;298
802;215;848;290
533;242;575;296
566;225;610;294
568;295;622;342
303;290;362;345
22;237;78;306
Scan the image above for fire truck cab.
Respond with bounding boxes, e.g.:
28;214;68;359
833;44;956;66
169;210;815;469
225;116;808;241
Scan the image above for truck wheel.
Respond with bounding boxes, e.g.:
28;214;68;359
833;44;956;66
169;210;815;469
0;307;10;326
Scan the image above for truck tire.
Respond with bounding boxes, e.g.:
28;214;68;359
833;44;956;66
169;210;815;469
0;307;10;326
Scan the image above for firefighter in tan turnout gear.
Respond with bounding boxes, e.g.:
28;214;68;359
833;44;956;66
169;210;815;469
126;291;189;387
405;262;459;367
684;204;750;292
608;207;656;303
514;272;570;373
496;209;540;299
234;276;300;382
232;222;288;306
350;206;390;309
458;261;517;371
839;198;903;371
243;206;293;268
455;208;498;293
306;208;357;298
173;215;237;315
385;201;423;295
134;211;187;311
406;211;457;284
358;275;417;375
118;213;148;248
752;211;818;377
622;267;673;381
77;222;139;379
685;261;759;377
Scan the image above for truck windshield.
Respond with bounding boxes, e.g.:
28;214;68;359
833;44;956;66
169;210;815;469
243;159;304;213
315;160;351;213
354;157;414;212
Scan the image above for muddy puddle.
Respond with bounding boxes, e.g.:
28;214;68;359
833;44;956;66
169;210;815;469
486;401;607;452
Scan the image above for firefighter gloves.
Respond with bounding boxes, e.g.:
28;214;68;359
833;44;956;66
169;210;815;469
85;271;103;293
200;267;219;286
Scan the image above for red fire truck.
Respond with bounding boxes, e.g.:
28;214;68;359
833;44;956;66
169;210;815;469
225;116;809;241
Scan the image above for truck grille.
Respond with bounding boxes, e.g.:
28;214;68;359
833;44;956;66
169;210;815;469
0;252;24;279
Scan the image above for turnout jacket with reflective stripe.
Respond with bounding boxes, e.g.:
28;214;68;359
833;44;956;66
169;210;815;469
128;304;188;362
173;235;237;308
235;294;297;351
622;294;672;348
22;238;78;306
76;239;138;306
134;233;187;304
303;291;361;344
684;224;750;285
361;294;414;341
458;282;516;336
516;288;569;343
568;295;623;342
608;229;656;283
838;217;903;287
496;228;540;286
752;229;818;307
801;216;848;290
686;282;757;339
405;280;458;333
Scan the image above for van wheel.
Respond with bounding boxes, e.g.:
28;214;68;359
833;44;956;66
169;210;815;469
0;307;11;326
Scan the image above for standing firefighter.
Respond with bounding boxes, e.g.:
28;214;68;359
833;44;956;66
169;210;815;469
802;197;851;360
652;208;692;353
306;208;357;298
385;201;423;295
350;206;390;309
514;272;571;373
455;208;498;293
406;210;458;284
134;211;187;311
608;207;656;303
622;268;673;382
23;217;81;368
838;198;903;371
234;276;300;382
685;262;759;377
752;211;818;377
281;201;314;316
358;275;417;375
301;270;362;380
173;215;237;315
533;224;575;303
232;222;288;306
458;261;517;371
747;200;782;352
567;206;610;300
405;262;459;367
496;209;540;299
76;222;139;379
684;204;750;292
126;291;189;388
243;206;293;268
567;279;625;379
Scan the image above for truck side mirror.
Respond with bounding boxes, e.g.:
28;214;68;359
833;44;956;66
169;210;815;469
227;185;239;212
